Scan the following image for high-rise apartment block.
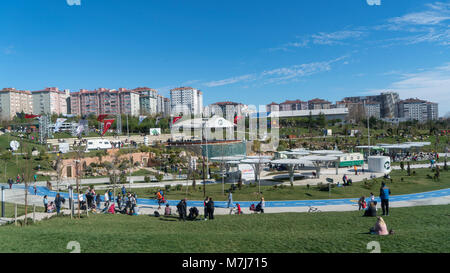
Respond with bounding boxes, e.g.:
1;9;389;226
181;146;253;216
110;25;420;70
170;87;203;116
343;92;399;118
397;98;438;122
32;87;69;115
0;88;33;120
70;88;140;117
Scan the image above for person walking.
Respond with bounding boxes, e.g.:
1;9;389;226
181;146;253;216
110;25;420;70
121;185;126;196
380;182;391;216
43;195;48;213
8;178;12;189
207;197;215;220
156;191;163;209
54;193;64;215
227;192;233;209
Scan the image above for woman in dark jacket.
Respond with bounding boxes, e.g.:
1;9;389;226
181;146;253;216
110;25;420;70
207;197;214;220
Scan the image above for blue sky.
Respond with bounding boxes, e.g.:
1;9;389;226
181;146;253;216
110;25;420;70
1;0;449;116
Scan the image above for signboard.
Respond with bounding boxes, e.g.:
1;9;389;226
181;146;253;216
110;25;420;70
238;164;254;181
150;128;161;136
59;143;70;154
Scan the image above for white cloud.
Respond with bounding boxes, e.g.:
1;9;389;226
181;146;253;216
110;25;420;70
311;30;366;45
3;45;15;55
203;56;348;88
203;74;256;87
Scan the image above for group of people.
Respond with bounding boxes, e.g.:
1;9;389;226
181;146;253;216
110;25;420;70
359;182;391;217
390;151;440;163
42;185;139;216
43;193;65;214
341;174;353;186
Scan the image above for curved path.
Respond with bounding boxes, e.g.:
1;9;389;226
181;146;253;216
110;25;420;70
4;184;450;209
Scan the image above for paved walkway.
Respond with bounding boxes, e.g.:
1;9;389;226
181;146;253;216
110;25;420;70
1;163;449;221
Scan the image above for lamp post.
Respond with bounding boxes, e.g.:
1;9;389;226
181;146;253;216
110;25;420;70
1;186;4;218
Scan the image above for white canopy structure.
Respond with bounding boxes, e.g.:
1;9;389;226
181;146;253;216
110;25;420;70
271;158;313;185
301;155;339;178
310;150;344;155
172;115;235;129
210;156;246;162
240;156;272;193
279;150;311;158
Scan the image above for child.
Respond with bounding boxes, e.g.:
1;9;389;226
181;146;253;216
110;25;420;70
164;204;171;216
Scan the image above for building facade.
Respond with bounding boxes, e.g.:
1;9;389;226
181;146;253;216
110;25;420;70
32;87;69;115
70;88;140;117
308;98;332;110
170;87;203;116
0;88;33;120
365;102;381;119
134;87;159;115
343;92;399;118
279;100;308;111
397;98;438;122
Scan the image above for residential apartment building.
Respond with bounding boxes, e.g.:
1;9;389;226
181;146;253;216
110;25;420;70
32;87;69;115
365;101;381;119
170;87;203;116
163;98;171;117
278;100;308;111
210;101;245;119
70;88;140;117
134;87;158;115
0;88;33;120
343;92;399;118
397;98;438;122
308;98;332;110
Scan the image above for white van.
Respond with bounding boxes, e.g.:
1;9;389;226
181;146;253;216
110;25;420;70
86;139;112;151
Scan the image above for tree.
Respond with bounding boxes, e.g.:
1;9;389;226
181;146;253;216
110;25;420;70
317;113;326;128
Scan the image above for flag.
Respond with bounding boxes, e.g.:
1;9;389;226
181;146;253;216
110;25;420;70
97;114;108;122
25;114;41;119
234;115;243;124
102;119;115;136
138;116;147;125
172;116;182;124
54;118;67;133
76;119;88;136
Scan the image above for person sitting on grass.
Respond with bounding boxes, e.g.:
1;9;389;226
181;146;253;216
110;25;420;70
164;204;172;216
363;201;377;217
108;203;115;214
47;201;56;213
102;201;110;213
370;217;393;236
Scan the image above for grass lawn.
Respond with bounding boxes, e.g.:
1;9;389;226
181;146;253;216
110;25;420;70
0;204;449;253
92;168;450;202
1;202;46;218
